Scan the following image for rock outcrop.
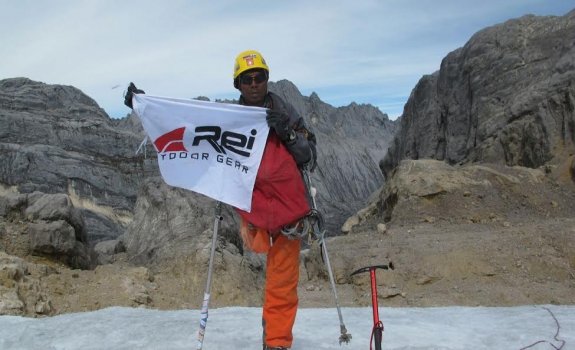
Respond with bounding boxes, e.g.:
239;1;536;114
370;159;575;226
0;77;396;269
1;190;91;269
0;78;155;246
122;178;239;265
381;10;575;178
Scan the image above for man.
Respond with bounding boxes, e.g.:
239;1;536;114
124;50;316;350
232;50;316;350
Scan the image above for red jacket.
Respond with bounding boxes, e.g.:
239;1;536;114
235;92;316;231
236;132;310;231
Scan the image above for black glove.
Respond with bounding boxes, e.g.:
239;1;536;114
266;109;294;142
123;82;145;109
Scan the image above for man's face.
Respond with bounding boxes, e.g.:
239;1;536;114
238;69;268;106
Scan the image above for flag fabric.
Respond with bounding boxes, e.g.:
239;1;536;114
133;94;269;212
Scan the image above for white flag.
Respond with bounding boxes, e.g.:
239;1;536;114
133;94;269;212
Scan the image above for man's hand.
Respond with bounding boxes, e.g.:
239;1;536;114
266;109;294;142
123;82;145;109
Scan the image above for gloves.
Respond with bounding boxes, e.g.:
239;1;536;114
266;109;295;142
123;82;145;109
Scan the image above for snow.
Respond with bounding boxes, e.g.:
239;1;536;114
0;305;573;349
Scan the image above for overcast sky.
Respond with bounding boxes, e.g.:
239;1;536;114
1;1;572;120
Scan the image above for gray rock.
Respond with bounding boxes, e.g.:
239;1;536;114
0;191;93;268
381;11;575;177
81;209;124;243
29;220;91;269
123;177;239;264
0;191;26;217
25;193;83;232
94;239;125;264
0;78;156;244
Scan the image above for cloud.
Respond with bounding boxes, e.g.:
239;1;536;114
0;0;572;120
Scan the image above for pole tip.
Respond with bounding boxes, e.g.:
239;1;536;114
339;326;352;345
339;333;352;345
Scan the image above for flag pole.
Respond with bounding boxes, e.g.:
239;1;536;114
196;201;222;349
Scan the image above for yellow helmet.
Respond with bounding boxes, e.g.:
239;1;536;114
233;50;269;79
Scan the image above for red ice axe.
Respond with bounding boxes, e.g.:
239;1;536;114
350;263;394;350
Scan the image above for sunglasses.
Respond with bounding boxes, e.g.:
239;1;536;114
240;72;267;85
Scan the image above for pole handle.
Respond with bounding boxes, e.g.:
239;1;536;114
196;293;211;349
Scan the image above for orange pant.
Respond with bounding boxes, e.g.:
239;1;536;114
240;220;301;348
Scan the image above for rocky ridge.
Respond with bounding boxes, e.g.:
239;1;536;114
0;76;396;315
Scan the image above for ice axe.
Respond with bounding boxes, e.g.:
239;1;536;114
350;263;394;350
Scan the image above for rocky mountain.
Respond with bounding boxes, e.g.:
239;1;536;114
339;9;575;311
0;76;396;314
380;10;575;179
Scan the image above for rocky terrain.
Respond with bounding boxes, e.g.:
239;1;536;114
2;159;573;316
1;10;574;318
0;75;396;315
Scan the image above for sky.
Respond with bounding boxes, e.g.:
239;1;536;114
0;1;573;120
0;305;573;349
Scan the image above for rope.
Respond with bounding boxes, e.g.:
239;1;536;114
519;307;566;350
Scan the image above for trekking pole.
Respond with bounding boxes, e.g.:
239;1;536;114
350;264;394;350
303;169;352;345
196;201;223;350
321;231;352;344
